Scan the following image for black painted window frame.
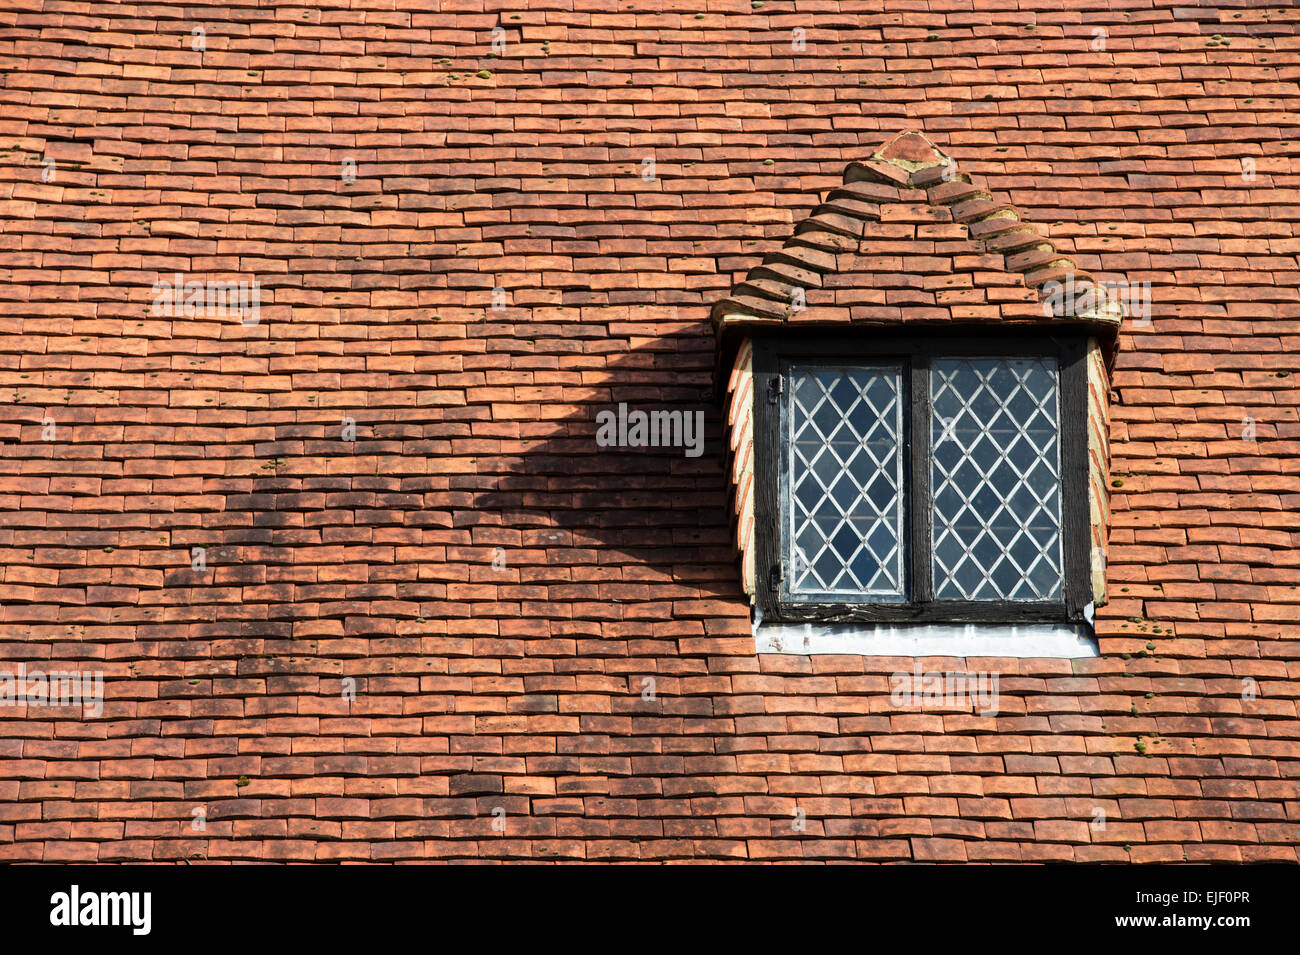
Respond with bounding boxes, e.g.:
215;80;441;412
752;327;1092;625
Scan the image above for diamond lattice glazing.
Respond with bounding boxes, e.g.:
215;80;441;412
930;357;1063;600
786;365;905;598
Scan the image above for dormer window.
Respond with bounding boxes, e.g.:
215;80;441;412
754;330;1091;624
714;131;1124;654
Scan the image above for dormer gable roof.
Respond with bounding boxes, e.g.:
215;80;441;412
712;131;1125;367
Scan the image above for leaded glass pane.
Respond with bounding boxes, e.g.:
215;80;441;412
786;364;905;599
930;357;1063;601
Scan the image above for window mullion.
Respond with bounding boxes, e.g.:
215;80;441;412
909;355;933;604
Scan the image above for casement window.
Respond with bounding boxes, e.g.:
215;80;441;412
752;330;1092;626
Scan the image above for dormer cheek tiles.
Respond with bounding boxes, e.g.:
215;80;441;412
725;339;757;599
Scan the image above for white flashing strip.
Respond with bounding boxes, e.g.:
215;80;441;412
755;620;1098;658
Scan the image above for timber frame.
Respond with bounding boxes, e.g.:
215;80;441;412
751;326;1093;626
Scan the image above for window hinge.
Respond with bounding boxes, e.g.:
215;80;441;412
768;563;783;592
767;375;782;404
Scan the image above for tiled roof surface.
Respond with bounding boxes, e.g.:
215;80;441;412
1;1;1299;863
